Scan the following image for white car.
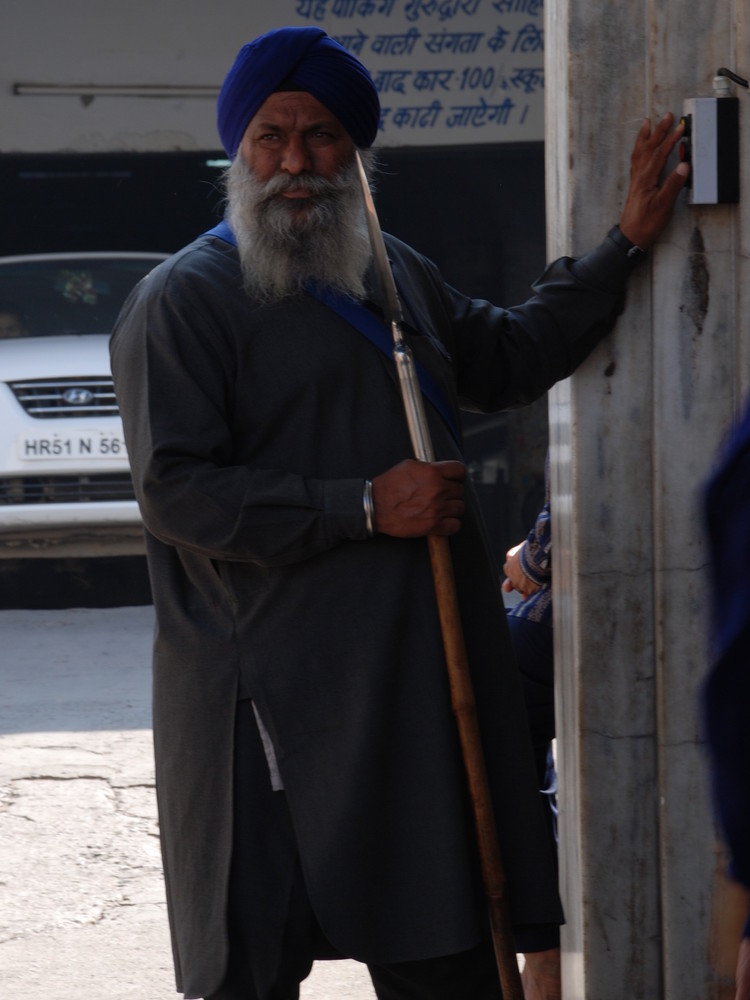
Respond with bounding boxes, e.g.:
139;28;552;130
0;252;167;557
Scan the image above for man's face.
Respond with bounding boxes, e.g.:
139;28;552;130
0;313;25;338
227;91;372;303
238;91;356;219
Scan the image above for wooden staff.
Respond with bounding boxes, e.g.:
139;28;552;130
355;152;524;1000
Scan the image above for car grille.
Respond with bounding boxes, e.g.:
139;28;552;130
8;377;119;419
0;474;135;506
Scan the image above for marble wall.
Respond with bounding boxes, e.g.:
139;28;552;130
545;1;749;996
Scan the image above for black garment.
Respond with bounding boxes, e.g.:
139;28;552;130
110;228;633;995
702;394;750;938
209;704;505;1000
506;614;555;787
207;701;339;1000
367;944;503;1000
507;613;559;908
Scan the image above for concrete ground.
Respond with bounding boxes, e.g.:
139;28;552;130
0;604;376;999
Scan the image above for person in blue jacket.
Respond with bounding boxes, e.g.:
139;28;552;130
703;395;750;1000
502;457;558;998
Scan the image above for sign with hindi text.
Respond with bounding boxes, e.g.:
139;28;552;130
287;0;544;146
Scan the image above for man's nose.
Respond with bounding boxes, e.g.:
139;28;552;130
281;136;312;174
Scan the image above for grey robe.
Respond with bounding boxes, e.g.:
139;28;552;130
110;229;635;998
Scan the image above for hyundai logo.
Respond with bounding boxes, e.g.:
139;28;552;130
62;387;95;406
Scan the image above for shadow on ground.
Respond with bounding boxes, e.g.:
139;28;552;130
0;556;152;609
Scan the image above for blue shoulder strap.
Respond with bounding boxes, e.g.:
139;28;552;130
204;221;461;448
206;220;237;244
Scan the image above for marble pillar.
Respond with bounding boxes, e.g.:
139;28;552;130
545;1;750;996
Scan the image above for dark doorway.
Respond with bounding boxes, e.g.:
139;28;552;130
0;143;547;588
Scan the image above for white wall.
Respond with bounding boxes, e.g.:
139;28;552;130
3;0;545;153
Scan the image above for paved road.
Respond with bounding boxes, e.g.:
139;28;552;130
0;605;376;999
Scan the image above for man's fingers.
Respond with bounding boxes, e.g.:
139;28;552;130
651;112;676;141
645;112;676;147
620;110;688;248
633;114;681;175
434;460;467;482
659;161;691;203
371;459;467;538
654;121;685;172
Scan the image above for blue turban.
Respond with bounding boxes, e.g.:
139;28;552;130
217;26;380;158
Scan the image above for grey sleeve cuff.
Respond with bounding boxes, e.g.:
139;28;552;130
570;228;645;293
322;478;374;542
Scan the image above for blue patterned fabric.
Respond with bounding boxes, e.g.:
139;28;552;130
702;395;750;937
217;26;380;157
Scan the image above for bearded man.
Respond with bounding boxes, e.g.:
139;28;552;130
110;25;688;1000
224;115;373;304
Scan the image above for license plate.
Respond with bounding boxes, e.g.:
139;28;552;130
18;430;128;461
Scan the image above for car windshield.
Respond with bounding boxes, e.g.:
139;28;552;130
0;255;163;340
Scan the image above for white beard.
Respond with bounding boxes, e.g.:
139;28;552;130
224;152;375;304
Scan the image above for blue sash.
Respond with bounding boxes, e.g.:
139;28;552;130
205;221;460;448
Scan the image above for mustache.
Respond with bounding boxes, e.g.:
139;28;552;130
224;151;375;304
256;169;353;203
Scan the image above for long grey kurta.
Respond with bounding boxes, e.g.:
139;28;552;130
110;228;635;999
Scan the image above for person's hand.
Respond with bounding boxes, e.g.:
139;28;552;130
736;936;750;1000
371;459;465;537
502;543;541;599
618;112;690;249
